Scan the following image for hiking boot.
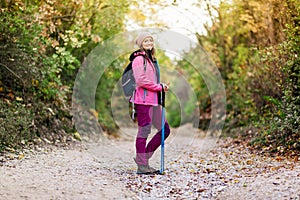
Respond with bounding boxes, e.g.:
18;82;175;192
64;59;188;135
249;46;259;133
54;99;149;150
148;166;160;174
136;165;154;174
133;157;159;174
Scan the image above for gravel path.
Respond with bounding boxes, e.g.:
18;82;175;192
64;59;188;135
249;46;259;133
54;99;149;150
0;124;299;199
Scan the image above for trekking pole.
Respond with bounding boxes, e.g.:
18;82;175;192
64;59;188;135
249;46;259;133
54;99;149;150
160;88;166;174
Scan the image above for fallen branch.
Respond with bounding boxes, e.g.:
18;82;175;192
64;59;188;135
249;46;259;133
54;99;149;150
0;63;25;86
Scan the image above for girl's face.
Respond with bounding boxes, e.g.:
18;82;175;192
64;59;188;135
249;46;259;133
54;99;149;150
142;37;154;50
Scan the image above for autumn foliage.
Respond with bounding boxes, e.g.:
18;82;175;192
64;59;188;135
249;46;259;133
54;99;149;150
0;0;299;156
0;0;129;150
201;0;300;155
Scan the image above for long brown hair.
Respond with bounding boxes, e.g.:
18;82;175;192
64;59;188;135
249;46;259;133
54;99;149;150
140;46;156;61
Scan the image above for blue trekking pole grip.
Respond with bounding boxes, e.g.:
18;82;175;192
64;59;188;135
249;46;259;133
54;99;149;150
160;86;165;174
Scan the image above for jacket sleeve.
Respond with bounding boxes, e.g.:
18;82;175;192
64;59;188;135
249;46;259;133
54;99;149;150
132;56;162;92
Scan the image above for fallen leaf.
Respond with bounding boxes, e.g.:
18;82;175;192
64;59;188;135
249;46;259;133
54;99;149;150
18;154;25;160
74;132;81;141
16;97;23;101
246;160;253;165
197;188;206;192
273;182;280;185
8;92;14;99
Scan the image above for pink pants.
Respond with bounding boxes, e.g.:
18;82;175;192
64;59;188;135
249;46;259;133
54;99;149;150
135;104;170;166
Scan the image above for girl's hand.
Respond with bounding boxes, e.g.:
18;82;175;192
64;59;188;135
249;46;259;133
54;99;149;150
162;83;169;92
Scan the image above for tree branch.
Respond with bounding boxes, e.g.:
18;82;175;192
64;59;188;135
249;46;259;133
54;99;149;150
0;63;25;86
43;14;75;21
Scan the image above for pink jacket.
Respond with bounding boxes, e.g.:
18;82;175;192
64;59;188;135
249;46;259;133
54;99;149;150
131;51;162;106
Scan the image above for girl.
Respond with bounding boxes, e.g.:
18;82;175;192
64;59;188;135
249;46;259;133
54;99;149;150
130;32;170;174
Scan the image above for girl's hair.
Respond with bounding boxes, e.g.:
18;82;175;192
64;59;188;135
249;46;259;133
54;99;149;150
140;46;156;61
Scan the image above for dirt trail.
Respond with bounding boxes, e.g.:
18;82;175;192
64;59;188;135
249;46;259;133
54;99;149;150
0;124;299;199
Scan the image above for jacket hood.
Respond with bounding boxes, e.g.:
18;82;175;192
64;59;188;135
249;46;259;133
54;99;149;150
129;50;146;61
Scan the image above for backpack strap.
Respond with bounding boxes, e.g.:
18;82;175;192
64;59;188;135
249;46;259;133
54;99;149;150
143;56;146;71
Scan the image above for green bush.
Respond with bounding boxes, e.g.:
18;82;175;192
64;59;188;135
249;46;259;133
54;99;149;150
250;4;300;154
0;101;35;149
0;7;75;150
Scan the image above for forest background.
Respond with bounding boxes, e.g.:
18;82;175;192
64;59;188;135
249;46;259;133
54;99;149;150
0;0;299;157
